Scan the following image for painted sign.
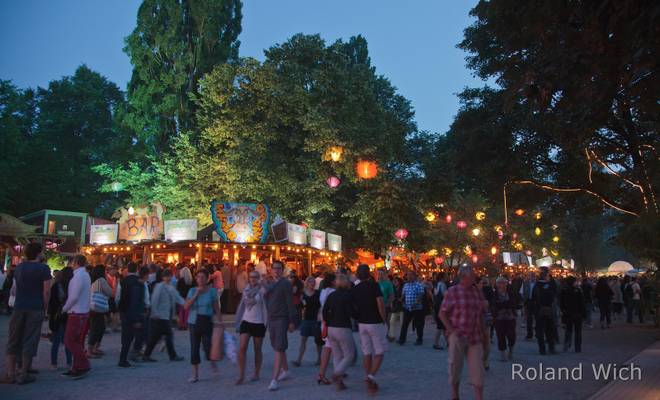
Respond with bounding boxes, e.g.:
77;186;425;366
309;229;326;250
211;201;270;244
287;223;307;245
89;224;118;245
327;233;342;252
164;219;198;242
114;202;164;242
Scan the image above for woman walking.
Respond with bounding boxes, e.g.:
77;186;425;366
317;273;336;385
322;274;355;391
387;277;403;342
560;276;586;352
293;277;322;367
595;277;614;329
184;269;220;383
177;264;193;330
48;267;73;370
234;271;268;385
88;265;113;358
492;277;516;361
432;273;447;350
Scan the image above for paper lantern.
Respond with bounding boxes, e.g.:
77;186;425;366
464;245;472;255
490;246;498;255
475;211;486;221
552;235;560;243
471;255;479;264
445;214;453;224
326;176;341;188
514;242;524;251
427;249;438;256
471;228;481;236
515;209;525;216
456;220;467;229
534;227;542;236
328;146;343;162
434;257;444;265
443;247;453;256
394;228;408;241
356;160;378;179
425;212;436;222
534;212;542;220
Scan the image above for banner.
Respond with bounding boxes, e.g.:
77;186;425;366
114;202;164;242
211;201;270;244
327;233;342;252
165;219;198;242
309;229;326;250
90;224;118;245
287;223;307;245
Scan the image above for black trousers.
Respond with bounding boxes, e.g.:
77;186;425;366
88;311;106;346
535;314;556;354
564;316;582;352
189;323;212;365
132;315;147;353
399;309;425;343
525;302;535;338
119;316;142;363
144;318;177;359
599;301;612;325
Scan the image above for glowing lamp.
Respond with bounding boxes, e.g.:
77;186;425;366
326;176;341;188
471;255;479;264
550;249;559;257
475;211;486;221
128;206;135;215
514;242;524;251
110;181;123;192
425;212;436;222
512;232;518;240
394;228;409;241
535;212;542;220
443;247;453;256
427;249;438;256
552;236;560;243
471;228;481;236
515;209;525;216
445;214;453;224
464;245;472;255
534;227;542;236
327;146;344;162
434;256;444;265
490;246;498;255
456;220;467;229
356;160;378;179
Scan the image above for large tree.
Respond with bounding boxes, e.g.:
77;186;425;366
124;0;242;154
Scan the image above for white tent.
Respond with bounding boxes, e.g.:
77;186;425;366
607;261;634;274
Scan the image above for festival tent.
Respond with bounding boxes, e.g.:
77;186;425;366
607;260;634;274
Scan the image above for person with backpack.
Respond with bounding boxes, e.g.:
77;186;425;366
433;272;448;350
117;262;145;368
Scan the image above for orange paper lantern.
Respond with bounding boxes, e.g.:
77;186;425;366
356;160;378;179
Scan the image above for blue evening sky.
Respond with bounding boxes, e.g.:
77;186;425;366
0;0;483;134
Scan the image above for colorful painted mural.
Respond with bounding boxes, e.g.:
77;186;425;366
210;201;270;244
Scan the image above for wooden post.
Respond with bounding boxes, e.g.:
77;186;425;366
274;245;280;260
307;250;313;276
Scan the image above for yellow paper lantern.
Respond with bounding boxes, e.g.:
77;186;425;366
514;242;524;251
552;236;560;243
535;227;542;236
475;211;486;221
443;247;453;256
490;246;498;255
534;212;542;220
427;249;438;256
425;212;436;222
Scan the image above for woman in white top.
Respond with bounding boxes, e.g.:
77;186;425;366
316;273;336;385
234;271;267;385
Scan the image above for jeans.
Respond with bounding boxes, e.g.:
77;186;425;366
64;313;90;371
144;319;178;359
626;300;643;323
50;323;72;366
88;311;106;347
564;315;582;352
599;301;612;326
494;319;516;351
399;308;425;343
535;314;556;354
119;316;142;363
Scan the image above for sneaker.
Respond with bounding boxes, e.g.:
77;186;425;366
118;361;132;368
69;369;90;380
170;356;184;362
414;339;423;346
268;379;279;391
277;370;291;381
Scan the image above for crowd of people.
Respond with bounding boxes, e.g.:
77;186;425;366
0;242;656;398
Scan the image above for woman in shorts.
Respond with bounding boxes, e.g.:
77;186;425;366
293;277;322;366
234;271;268;385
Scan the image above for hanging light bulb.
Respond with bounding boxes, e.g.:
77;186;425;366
552;235;560;243
128;206;135;215
490;246;498;255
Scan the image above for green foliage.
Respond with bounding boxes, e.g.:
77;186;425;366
124;0;242;154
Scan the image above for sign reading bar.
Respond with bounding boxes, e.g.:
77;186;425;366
114;202;164;242
165;219;198;242
309;229;326;250
327;233;342;252
211;201;270;244
287;223;307;245
90;224;118;245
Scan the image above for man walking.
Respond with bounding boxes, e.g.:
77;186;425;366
62;254;92;379
351;264;387;394
1;243;51;384
531;267;558;355
264;260;295;391
398;271;427;345
377;268;394;337
142;269;185;362
521;272;536;339
117;262;145;367
439;265;485;400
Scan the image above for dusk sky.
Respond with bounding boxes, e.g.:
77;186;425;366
0;0;484;134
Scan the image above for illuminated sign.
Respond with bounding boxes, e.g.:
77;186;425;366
327;233;342;252
115;202;164;242
164;219;198;242
211;201;270;244
309;229;326;250
89;224;118;245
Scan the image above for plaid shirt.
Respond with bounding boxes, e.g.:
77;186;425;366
441;284;485;344
402;281;425;311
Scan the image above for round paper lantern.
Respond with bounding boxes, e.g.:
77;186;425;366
456;220;467;229
425;212;436;222
490;246;498;255
471;228;481;236
328;146;343;162
514;242;524;251
534;227;542;236
356;160;378;179
471;255;479;264
326;176;341;188
534;212;542;220
434;256;444;265
445;214;453;224
515;208;525;216
552;235;560;243
475;211;486;221
394;228;409;241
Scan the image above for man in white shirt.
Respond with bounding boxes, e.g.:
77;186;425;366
62;255;91;378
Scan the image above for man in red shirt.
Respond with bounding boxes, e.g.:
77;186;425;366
439;265;485;400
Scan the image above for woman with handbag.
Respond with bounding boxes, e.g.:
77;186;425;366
88;265;113;358
184;269;220;383
49;267;73;369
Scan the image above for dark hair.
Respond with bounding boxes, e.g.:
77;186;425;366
272;260;284;269
565;275;576;287
162;269;173;278
127;262;138;273
25;242;43;260
320;272;336;289
196;268;210;279
60;267;74;291
139;266;150;278
73;254;87;267
356;264;371;281
91;265;106;282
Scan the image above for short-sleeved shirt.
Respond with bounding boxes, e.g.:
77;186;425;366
441;284;485;344
378;279;395;306
14;261;52;311
402;281;425;311
350;280;384;324
187;286;218;325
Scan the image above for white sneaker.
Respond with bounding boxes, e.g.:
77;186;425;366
277;370;291;381
268;380;279;391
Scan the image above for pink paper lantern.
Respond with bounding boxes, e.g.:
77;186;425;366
456;220;467;229
394;228;409;241
445;214;453;224
326;176;341;188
